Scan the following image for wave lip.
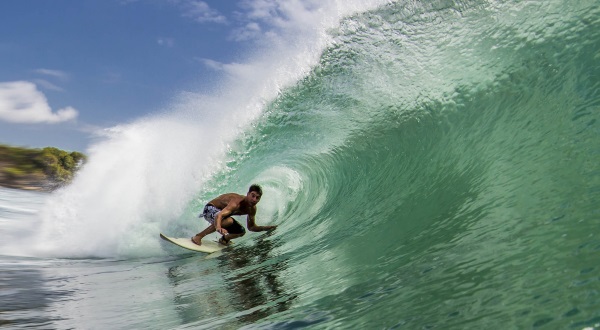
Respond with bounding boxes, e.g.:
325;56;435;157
26;0;390;259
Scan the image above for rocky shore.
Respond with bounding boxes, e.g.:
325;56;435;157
0;168;51;191
0;145;86;192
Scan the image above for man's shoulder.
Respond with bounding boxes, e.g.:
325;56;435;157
222;193;244;207
216;193;242;201
230;193;245;203
223;192;244;199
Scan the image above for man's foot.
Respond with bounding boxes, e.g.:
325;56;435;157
218;236;231;246
191;236;202;245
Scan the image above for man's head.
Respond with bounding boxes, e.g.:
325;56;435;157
246;184;263;206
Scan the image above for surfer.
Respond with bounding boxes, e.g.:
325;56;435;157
191;184;277;246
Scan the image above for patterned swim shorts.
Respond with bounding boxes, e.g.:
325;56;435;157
199;204;246;235
200;204;221;225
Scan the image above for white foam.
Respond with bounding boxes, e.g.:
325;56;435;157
29;0;389;258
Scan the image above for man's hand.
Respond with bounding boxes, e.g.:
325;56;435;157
216;227;229;235
248;224;277;232
261;225;277;232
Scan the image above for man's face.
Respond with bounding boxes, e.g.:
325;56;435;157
247;191;262;206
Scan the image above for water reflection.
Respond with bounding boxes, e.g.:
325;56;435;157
0;262;68;328
165;233;296;327
219;233;296;323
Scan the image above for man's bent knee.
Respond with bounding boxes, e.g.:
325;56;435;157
225;219;246;236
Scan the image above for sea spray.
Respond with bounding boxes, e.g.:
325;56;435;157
1;0;599;328
29;0;390;258
170;2;600;327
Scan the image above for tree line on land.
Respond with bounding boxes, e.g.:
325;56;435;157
0;144;87;190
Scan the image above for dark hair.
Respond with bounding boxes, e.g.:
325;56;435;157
249;184;263;195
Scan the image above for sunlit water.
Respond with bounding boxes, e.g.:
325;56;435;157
2;0;600;328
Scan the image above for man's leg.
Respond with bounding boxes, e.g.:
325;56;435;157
192;224;215;245
219;218;245;245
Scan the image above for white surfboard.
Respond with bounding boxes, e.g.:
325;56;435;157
160;233;227;254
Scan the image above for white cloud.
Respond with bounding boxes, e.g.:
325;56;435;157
231;22;262;41
157;37;175;47
34;68;69;81
101;72;122;84
238;0;279;20
0;81;78;124
229;0;323;42
197;58;257;77
199;58;223;70
178;0;227;24
33;79;65;92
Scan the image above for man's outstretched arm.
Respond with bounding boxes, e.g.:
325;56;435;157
247;213;277;232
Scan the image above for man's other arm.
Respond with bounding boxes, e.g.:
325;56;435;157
247;210;277;232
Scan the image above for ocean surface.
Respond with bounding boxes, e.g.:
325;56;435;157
2;0;600;329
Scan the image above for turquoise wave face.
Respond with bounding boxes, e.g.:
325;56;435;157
191;0;600;328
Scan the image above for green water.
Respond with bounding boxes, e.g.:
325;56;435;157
212;0;600;327
2;0;599;328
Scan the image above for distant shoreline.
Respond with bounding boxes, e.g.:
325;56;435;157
0;181;52;192
0;145;86;192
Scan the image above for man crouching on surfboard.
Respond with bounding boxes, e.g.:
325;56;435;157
192;184;277;246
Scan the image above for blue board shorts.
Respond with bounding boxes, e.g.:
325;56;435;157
200;204;245;235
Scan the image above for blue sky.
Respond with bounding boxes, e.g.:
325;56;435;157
0;0;279;152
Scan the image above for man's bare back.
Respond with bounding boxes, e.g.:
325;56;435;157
208;193;254;216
